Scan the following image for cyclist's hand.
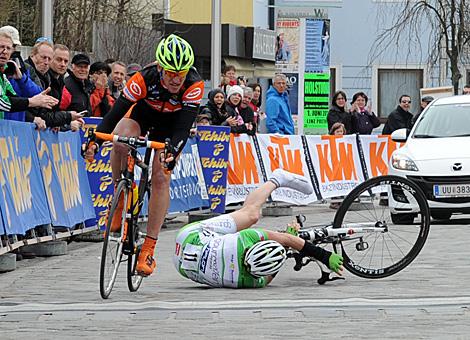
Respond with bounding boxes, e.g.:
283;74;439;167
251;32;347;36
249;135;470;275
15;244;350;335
328;253;344;275
160;138;177;171
81;141;98;162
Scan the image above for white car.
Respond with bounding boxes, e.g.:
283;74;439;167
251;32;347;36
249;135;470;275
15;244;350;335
389;95;470;221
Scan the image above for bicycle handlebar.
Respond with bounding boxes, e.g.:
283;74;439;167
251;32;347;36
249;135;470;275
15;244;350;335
94;131;165;150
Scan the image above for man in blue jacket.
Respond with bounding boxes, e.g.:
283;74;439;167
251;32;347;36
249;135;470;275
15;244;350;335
265;73;295;135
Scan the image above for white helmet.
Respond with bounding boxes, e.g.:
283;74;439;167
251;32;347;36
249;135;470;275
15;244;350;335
244;240;286;278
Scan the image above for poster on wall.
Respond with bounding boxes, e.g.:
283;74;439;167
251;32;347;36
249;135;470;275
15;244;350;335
285;73;299;115
304;73;330;134
305;19;330;74
275;18;300;73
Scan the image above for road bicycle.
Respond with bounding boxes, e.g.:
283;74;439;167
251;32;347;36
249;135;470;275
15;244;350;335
84;129;169;299
286;175;431;284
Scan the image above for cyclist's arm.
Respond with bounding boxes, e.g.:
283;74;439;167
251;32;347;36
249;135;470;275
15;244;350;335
170;80;204;157
96;72;147;134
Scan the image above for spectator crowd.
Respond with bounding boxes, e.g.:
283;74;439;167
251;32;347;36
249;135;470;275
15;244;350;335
1;25;470;138
0;25;143;132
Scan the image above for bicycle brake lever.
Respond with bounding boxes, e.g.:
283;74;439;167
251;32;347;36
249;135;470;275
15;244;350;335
317;270;345;285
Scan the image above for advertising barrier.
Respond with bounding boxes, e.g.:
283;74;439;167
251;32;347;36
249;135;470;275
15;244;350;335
0;121;51;235
0;120;95;236
36;129;95;228
0;118;399;240
197;126;230;213
227;133;398;204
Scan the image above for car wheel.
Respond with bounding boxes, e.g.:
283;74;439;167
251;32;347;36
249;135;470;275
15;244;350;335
431;211;452;220
391;212;416;224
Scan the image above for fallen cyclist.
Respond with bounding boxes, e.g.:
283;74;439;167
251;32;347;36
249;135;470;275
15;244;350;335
173;169;344;288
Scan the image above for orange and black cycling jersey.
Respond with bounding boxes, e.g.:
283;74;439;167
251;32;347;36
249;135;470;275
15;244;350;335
96;64;204;156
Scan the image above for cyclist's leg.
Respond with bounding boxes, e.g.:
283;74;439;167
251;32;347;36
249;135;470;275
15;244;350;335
136;118;175;276
110;117;141;181
230;168;313;231
107;117;142;231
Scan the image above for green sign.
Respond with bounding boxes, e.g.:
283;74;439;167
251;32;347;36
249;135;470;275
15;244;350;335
303;73;330;134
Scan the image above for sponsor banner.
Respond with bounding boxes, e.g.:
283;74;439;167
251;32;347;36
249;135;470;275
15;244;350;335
359;135;402;178
36;129;95;227
257;134;317;205
0;121;51;235
81;118;113;229
169;137;209;213
0;208;4;235
197;126;230;213
306;135;365;198
227;134;265;204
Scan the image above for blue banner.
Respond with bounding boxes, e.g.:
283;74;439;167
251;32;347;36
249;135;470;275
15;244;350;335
81;117;113;228
0;121;51;235
169;137;209;213
36;129;95;227
196;125;230;213
0;203;5;235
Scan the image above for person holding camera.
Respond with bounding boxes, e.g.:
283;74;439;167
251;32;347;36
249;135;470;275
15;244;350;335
0;26;43;123
0;32;59;122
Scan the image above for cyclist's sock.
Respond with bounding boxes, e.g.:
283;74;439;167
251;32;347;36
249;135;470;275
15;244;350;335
299;241;331;268
142;236;157;253
269;169;313;195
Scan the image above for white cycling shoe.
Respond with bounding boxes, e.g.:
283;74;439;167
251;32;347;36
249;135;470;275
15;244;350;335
269;169;313;195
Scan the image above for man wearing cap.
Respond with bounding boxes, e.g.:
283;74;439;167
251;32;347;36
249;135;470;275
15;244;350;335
0;26;43;122
125;63;142;81
412;95;434;125
89;61;115;117
60;53;93;115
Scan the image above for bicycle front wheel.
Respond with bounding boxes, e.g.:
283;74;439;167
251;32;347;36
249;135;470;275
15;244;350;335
100;180;129;299
127;221;145;292
333;175;430;279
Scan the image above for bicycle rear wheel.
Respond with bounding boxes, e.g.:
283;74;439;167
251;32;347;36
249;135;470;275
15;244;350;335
333;175;430;279
100;180;129;299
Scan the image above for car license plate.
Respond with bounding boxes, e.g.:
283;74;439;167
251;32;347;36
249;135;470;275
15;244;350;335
433;184;470;198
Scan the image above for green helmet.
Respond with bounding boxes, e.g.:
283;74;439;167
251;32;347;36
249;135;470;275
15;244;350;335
155;34;194;72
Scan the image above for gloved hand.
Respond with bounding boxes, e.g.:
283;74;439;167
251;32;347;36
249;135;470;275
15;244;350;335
328;253;344;274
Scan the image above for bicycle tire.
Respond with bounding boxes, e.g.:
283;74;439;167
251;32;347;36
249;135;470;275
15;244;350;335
127;171;150;292
332;175;430;279
100;180;129;299
127;204;145;292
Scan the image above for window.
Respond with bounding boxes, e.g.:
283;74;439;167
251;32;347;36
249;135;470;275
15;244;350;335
377;68;423;118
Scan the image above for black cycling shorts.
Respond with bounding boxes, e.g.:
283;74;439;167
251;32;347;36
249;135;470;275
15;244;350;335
128;104;179;142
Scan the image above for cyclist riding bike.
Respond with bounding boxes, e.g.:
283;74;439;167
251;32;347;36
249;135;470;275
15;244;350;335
173;169;344;288
84;34;204;277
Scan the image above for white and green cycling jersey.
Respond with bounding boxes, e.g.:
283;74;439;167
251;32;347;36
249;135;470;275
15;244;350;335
173;215;268;288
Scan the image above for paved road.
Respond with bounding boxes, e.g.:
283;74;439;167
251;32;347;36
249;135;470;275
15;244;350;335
0;204;469;339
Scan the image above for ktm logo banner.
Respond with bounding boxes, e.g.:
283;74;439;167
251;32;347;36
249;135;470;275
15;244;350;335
227;134;264;204
359;135;402;178
257;134;317;205
306;135;365;198
227;133;399;204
